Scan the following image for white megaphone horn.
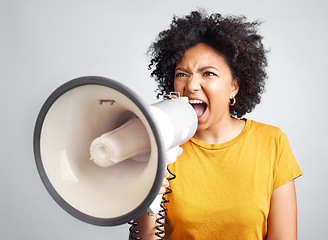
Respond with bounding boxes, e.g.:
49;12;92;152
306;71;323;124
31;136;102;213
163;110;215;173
33;76;197;226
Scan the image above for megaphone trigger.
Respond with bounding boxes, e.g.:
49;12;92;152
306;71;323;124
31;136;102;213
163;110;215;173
165;146;181;165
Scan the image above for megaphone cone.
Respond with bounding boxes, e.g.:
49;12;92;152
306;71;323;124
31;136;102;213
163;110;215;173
33;76;197;226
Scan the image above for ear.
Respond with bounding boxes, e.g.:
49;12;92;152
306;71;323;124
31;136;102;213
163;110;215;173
230;77;240;98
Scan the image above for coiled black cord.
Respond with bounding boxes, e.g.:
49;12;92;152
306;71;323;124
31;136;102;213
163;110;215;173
155;166;176;240
128;220;141;240
129;166;176;240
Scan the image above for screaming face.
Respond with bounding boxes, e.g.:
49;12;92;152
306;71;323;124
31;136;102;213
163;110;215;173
174;43;239;134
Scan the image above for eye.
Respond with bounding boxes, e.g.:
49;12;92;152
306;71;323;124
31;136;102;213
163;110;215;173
203;71;217;77
175;72;187;78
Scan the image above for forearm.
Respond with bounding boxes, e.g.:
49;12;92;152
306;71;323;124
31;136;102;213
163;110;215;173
129;152;176;239
267;180;298;240
129;211;161;240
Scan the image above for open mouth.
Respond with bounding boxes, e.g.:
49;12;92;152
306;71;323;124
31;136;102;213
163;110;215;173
189;99;207;118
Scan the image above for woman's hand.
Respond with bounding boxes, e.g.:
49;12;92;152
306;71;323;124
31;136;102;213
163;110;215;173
159;147;183;195
129;147;183;239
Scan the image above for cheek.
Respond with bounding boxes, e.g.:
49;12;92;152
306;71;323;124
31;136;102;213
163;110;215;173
173;80;184;94
206;83;231;104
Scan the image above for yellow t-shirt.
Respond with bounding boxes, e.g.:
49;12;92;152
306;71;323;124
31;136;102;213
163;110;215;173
164;119;302;240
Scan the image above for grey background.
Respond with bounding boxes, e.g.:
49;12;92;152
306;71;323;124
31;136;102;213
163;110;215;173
1;0;327;239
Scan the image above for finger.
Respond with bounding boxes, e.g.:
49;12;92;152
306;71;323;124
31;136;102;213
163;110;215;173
162;178;169;188
159;186;166;195
164;169;169;178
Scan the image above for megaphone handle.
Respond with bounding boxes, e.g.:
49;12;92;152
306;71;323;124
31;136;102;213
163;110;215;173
147;194;164;215
147;146;180;215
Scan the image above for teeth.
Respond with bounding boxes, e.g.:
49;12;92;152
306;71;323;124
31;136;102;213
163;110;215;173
189;99;204;104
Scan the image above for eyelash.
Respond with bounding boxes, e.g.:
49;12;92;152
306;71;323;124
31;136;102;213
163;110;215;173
175;71;218;78
175;72;187;78
203;71;217;77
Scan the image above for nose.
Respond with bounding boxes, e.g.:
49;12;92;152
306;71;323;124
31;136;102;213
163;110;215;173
184;75;201;94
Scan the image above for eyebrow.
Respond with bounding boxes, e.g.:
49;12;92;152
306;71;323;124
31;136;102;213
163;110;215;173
175;66;220;73
175;67;189;73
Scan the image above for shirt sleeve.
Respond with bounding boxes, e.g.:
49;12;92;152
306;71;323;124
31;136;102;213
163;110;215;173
273;130;302;190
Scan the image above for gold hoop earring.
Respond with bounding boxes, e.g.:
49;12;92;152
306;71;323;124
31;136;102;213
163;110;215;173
229;97;236;106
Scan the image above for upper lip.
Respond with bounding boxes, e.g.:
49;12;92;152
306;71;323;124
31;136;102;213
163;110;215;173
187;97;207;104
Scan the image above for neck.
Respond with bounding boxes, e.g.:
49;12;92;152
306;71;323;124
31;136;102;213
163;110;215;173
194;117;246;145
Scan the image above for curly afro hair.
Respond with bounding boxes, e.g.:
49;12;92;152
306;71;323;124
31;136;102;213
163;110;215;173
148;10;268;118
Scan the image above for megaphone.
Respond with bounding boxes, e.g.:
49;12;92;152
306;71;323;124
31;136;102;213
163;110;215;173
33;76;197;226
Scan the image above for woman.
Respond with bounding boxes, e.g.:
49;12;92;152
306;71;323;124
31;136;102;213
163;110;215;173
130;10;302;240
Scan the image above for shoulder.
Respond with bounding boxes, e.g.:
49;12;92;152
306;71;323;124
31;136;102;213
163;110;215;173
248;119;279;132
248;119;285;136
246;119;290;145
